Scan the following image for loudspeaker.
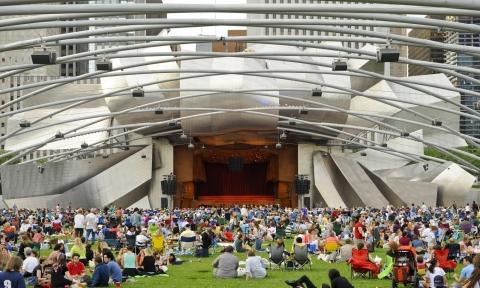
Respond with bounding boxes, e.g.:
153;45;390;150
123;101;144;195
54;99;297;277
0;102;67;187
294;178;310;195
161;198;169;209
303;196;311;209
31;51;56;64
228;157;244;171
376;48;400;63
161;179;177;195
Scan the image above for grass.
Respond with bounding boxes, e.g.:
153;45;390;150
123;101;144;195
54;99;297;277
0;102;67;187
40;242;464;288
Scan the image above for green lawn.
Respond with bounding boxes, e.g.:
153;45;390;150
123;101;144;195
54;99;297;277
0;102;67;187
40;244;463;288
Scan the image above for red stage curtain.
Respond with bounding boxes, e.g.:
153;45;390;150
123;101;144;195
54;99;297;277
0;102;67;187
197;162;272;196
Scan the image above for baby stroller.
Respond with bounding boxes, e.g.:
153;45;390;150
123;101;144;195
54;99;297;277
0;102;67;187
392;248;419;288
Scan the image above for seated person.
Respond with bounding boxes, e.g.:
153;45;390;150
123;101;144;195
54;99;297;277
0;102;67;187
212;246;239;278
103;252;123;284
87;256;109;287
121;246;138;277
50;254;72;288
337;239;354;263
0;256;26;288
417;255;427;278
245;250;266;279
285;269;353;288
453;256;473;286
433;244;457;270
138;248;157;275
66;253;86;282
348;242;380;275
223;228;234;242
234;233;249;253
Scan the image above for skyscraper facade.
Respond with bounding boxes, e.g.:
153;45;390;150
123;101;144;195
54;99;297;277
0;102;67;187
445;16;480;138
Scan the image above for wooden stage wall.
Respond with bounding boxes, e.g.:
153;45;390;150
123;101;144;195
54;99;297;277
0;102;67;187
173;145;298;208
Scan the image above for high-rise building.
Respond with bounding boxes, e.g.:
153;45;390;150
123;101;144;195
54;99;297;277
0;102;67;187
246;0;407;77
408;16;446;76
445;16;480;138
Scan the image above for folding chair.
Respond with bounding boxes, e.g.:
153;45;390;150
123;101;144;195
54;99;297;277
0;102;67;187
269;243;286;269
293;244;312;270
446;243;461;261
125;234;137;252
179;235;196;254
348;248;375;279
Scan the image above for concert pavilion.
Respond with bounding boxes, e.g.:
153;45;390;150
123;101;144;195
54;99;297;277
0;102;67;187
0;0;479;209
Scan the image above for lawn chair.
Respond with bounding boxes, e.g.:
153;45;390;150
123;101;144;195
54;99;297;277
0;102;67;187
275;227;286;240
179;235;196;253
125;234;137;252
348;248;377;279
104;230;121;250
446;243;461;261
269;243;286;269
293;244;311;270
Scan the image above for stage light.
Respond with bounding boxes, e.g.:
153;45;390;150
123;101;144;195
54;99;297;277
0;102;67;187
376;47;400;63
54;131;64;139
360;152;367;156
19;120;31;128
279;131;287;140
423;163;429;171
96;59;112;71
102;154;109;159
201;144;206;149
187;142;194;150
80;142;88;149
37;165;45;174
31;50;56;65
300;109;308;115
288;120;296;126
275;143;282;149
154;109;163;115
332;59;347;71
180;132;188;140
432;120;442;126
141;155;147;159
311;88;322;97
381;143;388;148
132;87;144;98
168;120;179;127
400;132;410;137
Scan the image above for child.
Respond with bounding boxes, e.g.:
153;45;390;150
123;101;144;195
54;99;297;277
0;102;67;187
416;255;426;278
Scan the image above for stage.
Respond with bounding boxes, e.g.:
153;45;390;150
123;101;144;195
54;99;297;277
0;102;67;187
196;195;277;206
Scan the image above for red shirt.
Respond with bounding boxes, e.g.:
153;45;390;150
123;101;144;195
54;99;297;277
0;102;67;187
67;261;85;276
354;222;364;239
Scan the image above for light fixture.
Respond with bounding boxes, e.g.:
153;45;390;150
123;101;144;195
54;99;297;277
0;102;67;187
275;142;282;149
19;120;31;128
381;143;388;148
187;142;195;150
54;131;64;139
376;47;400;63
168;120;177;127
102;154;109;159
37;165;45;174
332;59;347;71
311;88;322;97
154;109;163;115
360;152;367;156
279;131;287;140
95;58;112;71
288;120;297;126
201;144;206;149
31;49;56;65
432;120;442;126
400;132;410;137
132;87;144;97
80;142;88;149
180;132;188;140
300;108;308;115
141;154;147;159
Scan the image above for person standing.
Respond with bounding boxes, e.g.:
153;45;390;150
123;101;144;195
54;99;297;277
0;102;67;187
85;209;98;243
74;209;86;238
353;216;365;246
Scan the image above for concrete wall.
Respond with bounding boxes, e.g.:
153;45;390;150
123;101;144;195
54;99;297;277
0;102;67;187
148;138;174;208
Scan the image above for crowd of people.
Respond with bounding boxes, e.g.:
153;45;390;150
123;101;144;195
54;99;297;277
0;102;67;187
0;202;480;287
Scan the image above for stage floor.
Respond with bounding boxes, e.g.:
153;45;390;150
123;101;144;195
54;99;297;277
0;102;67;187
196;195;276;206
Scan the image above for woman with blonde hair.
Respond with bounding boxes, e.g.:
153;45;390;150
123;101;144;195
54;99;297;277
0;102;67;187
138;248;157;275
69;237;87;265
0;245;9;271
0;255;25;288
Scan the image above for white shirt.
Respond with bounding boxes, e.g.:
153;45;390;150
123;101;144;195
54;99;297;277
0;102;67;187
85;213;97;230
22;256;39;273
427;267;445;286
74;214;85;229
245;256;266;279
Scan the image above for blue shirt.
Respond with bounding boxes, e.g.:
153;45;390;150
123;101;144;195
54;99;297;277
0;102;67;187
460;264;474;280
90;263;109;287
0;271;26;288
107;261;123;283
